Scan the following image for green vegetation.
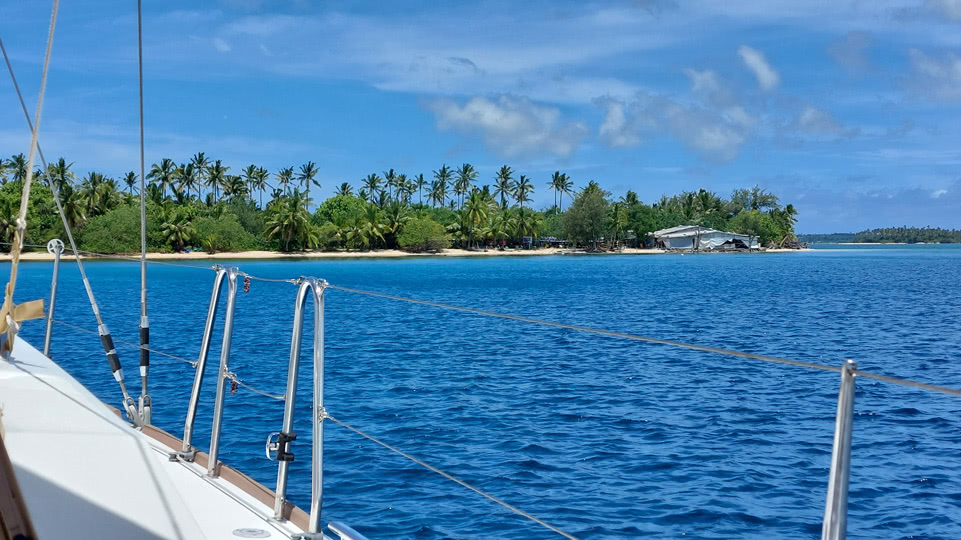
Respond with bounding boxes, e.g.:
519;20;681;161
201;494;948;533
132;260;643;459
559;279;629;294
0;152;801;253
798;227;961;244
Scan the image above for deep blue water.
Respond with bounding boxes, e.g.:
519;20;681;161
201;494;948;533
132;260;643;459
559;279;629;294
7;245;961;539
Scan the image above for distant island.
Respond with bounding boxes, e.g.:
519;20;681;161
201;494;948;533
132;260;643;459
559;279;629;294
798;227;961;244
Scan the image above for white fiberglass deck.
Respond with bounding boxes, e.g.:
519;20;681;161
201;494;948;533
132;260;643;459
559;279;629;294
0;338;312;539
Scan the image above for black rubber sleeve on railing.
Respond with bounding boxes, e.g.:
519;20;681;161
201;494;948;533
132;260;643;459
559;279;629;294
140;325;149;367
100;333;121;374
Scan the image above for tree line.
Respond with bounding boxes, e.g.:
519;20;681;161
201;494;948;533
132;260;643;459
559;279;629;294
0;152;799;254
798;227;961;244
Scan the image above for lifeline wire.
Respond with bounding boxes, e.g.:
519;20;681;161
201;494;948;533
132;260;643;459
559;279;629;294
17;245;961;399
327;285;961;398
52;318;286;400
327;414;581;540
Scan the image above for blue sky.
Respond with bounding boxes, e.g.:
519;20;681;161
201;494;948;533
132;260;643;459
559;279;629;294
1;0;960;233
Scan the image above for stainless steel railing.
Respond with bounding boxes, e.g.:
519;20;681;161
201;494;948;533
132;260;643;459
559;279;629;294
180;265;240;476
42;238;64;357
822;360;857;540
266;277;327;535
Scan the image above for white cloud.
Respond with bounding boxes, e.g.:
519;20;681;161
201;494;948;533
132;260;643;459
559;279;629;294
932;188;948;198
661;100;749;161
213;37;232;52
597;99;641;148
427;95;588;158
595;94;753;162
683;68;721;94
595;68;757;161
907;48;961;101
738;45;780;91
797;106;859;138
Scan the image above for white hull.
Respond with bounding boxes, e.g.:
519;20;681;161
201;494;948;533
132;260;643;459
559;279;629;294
0;338;313;539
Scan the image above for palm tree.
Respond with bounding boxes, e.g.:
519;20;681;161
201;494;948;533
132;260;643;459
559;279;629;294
382;202;410;248
47;158;75;193
348;206;385;250
148;158;177;198
122;171;138;195
463;190;489;248
454;163;478;208
362;174;382;203
242;164;260;201
254;167;270;208
609;202;628;247
9;154;27;183
433;165;452;207
383;169;397;201
224;175;249;201
162;210;195;251
276;167;294;196
548;171;565;210
205;160;228;202
190;152;210;198
396;174;410;204
486;212;513;248
80;172;105;215
513;207;543;247
177;164;199;200
336;182;353;197
414;173;427;205
57;183;86;229
558;173;574;211
298;161;320;204
493;165;513;209
264;189;316;251
514;174;533;209
428;179;446;208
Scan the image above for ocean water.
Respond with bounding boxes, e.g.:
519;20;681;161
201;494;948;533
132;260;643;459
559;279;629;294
7;244;961;539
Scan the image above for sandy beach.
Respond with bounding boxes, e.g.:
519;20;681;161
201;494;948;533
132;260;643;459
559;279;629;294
0;246;810;262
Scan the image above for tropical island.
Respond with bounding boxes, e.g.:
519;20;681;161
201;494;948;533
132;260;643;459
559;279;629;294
798;228;961;244
0;152;801;257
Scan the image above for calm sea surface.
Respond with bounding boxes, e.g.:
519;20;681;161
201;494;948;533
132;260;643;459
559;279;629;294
8;244;961;539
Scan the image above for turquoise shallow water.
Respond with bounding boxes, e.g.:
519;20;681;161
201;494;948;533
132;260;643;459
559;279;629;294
7;245;961;539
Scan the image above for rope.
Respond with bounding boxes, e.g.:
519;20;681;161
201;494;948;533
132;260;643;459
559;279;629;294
327;414;581;540
0;1;59;356
327;285;961;398
1;23;140;423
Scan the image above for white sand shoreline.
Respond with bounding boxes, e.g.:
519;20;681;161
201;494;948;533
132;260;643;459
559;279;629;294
1;247;811;262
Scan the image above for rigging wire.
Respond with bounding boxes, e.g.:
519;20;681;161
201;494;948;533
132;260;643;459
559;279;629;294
136;0;151;423
326;414;581;540
51;318;285;400
326;285;961;398
0;32;142;426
